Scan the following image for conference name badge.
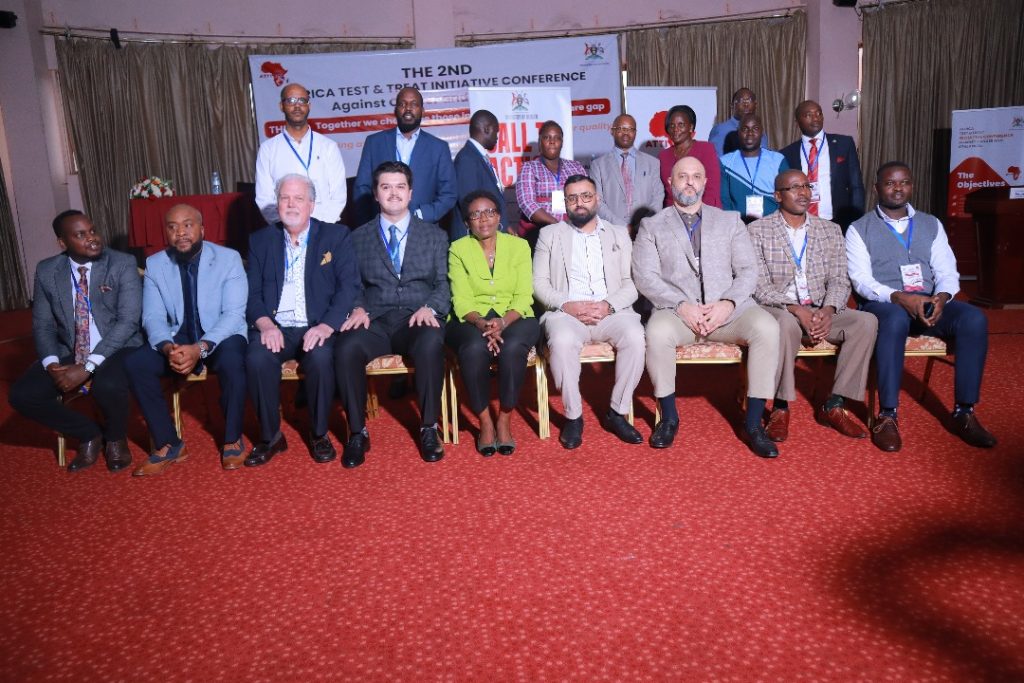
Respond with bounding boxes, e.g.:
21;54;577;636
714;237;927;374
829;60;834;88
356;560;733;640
745;195;764;219
321;252;332;266
900;263;925;292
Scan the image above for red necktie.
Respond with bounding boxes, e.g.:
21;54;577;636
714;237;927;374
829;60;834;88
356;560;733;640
807;139;819;216
74;266;90;364
621;152;634;214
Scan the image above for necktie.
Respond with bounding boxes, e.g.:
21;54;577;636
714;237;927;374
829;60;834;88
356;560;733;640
807;139;819;216
621;152;634;214
387;225;401;273
74;266;90;364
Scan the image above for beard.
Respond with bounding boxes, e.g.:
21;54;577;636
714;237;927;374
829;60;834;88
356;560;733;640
672;186;704;207
568;206;597;228
397;117;421;134
172;240;204;264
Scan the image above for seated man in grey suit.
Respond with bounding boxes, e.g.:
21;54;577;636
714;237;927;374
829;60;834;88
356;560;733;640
590;114;664;234
633;156;781;458
534;174;646;450
335;161;451;468
9;210;142;472
125;203;249;475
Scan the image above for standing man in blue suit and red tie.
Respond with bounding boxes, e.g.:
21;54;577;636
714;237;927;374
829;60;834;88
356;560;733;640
449;109;507;240
780;100;865;232
353;86;458;226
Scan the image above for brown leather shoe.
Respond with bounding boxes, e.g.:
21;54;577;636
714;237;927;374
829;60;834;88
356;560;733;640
68;435;103;472
951;412;997;448
764;409;789;443
221;437;247;470
133;441;189;476
104;438;133;472
871;415;902;452
815;405;868;439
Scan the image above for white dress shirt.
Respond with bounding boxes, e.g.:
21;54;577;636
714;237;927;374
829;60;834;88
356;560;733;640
42;259;105;368
799;131;833;220
379;212;412;276
255;129;347;225
468;137;503;192
567;221;609;301
846;204;961;302
276;226;310;327
783;217;810;303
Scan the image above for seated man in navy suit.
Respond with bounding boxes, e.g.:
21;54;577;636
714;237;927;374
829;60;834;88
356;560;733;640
125;203;249;475
353;86;457;226
449;109;507;240
780;100;865;232
9;210;142;472
335;161;451;468
244;174;359;467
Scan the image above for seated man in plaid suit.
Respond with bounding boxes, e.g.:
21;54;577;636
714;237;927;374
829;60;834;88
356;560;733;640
746;169;877;444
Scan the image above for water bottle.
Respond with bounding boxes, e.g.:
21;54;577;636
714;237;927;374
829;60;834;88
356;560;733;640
211;171;222;195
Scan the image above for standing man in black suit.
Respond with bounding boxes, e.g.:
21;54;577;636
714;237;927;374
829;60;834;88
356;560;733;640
9;210;142;472
780;100;865;231
449;109;506;240
244;174;359;467
334;161;451;468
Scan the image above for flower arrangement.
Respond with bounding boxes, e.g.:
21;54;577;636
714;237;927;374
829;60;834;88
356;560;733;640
129;176;175;199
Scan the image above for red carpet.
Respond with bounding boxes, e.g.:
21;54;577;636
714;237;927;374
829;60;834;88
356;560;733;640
1;310;1023;681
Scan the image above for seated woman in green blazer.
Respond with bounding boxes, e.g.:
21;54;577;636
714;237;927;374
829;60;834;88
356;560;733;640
447;190;540;456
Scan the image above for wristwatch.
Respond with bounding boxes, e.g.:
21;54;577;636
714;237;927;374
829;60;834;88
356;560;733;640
199;341;211;359
83;360;97;374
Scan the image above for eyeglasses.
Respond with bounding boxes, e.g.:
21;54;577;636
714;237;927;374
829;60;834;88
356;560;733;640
565;192;595;204
611;126;636;133
778;183;813;193
282;97;310;105
468;208;499;221
734;97;755;104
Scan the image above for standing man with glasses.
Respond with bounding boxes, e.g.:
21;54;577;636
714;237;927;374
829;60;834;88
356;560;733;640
709;88;770;157
590;113;664;234
533;174;646;450
256;82;348;225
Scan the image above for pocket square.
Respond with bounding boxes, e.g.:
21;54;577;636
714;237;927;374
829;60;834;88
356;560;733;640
99;284;112;293
320;252;332;266
836;156;846;164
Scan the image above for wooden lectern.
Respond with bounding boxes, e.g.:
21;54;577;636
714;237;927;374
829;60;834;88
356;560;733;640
964;187;1024;308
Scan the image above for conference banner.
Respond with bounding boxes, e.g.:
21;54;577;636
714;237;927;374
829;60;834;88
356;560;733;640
624;86;718;159
248;36;621;176
466;87;573;189
948;106;1024;218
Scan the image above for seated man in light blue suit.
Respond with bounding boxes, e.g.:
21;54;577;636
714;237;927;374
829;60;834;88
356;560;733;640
126;204;249;474
353;86;457;226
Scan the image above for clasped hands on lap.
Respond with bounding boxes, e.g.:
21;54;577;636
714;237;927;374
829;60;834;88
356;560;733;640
676;300;734;337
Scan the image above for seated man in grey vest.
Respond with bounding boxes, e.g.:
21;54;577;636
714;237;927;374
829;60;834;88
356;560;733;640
847;161;995;452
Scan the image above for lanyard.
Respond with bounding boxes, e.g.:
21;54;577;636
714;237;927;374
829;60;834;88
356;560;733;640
787;230;808;270
683;216;702;242
283;230;309;280
283;132;313;172
740;152;764;193
801;136;827;175
545;159;563;187
379;223;408;253
883;215;914;253
70;264;92;314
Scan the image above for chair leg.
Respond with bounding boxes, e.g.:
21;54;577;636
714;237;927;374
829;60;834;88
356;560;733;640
867;366;877;428
920;356;936;401
627;400;634;426
367;377;379;419
172;388;183;438
447;365;460;445
440;370;450;445
536;357;550;439
56;434;66;468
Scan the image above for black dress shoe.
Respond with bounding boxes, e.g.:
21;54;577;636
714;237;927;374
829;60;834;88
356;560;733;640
244;432;288;467
342;432;369;469
559;416;584;450
648;419;678;449
420;426;445;462
951;412;997;448
604;410;643;444
68;435;103;472
104;438;132;472
743;427;779;459
310;433;336;463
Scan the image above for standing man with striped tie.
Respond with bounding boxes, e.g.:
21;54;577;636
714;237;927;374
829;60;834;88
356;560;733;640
590;113;665;236
780;100;865;232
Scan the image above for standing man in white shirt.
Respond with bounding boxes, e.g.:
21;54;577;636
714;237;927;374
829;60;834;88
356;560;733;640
847;161;996;452
255;83;348;225
590;114;664;234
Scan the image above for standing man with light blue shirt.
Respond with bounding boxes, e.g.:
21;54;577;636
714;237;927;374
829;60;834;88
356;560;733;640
720;114;788;223
352;87;457;226
847;162;995;452
590;114;665;233
709;88;770;157
255;83;348;225
126;204;249;474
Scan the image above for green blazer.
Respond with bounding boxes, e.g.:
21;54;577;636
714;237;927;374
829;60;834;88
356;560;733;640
448;231;535;321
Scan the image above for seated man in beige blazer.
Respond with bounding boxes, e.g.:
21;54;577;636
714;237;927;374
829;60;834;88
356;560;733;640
534;174;646;450
747;170;876;444
633;156;781;458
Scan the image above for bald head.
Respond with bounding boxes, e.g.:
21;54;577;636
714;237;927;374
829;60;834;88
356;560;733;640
395;87;424;134
670;156;707;210
163;203;204;257
469;109;499;150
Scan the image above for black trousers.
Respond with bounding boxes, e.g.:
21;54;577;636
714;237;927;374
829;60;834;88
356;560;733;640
246;326;335;442
446;316;539;415
8;347;136;442
334;309;445;432
125;335;248;449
